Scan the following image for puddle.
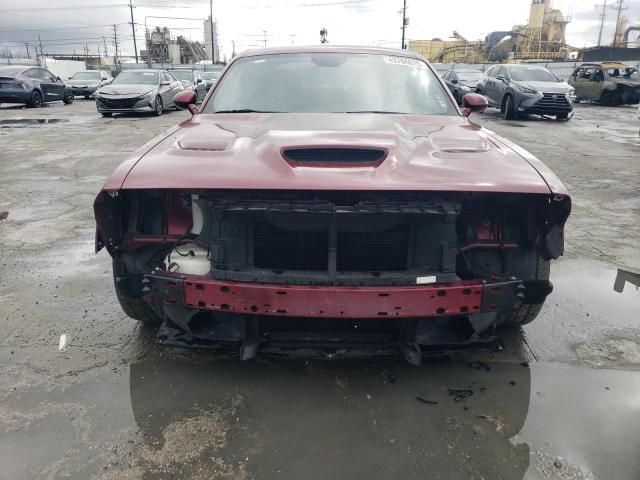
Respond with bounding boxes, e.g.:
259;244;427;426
0;118;69;127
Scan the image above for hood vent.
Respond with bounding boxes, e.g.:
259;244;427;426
282;147;387;167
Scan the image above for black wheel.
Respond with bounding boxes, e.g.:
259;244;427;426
556;112;569;120
84;95;90;99
154;96;163;116
63;92;74;104
504;94;517;120
101;112;112;117
113;256;162;324
28;90;43;108
502;256;551;327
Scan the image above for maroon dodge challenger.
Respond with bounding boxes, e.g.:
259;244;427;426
95;46;570;364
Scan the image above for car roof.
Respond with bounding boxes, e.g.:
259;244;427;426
449;69;482;72
0;65;31;75
236;45;420;59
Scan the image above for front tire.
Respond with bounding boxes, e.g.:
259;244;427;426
63;92;74;104
504;94;517;120
502;256;551;327
154;96;163;116
101;112;112;117
556;112;569;120
113;256;162;324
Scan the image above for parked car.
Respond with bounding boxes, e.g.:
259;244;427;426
568;62;640;106
442;69;484;105
167;68;206;103
0;65;74;107
94;69;184;117
67;70;112;98
201;71;219;91
477;64;574;120
94;46;570;364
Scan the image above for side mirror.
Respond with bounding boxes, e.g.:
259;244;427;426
56;76;62;82
496;75;507;83
451;79;458;84
461;93;488;117
197;78;203;84
174;90;198;115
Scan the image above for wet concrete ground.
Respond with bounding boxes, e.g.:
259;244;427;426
0;100;639;479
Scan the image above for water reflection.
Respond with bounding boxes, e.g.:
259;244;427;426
128;330;531;479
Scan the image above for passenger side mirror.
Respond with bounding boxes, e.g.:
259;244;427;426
496;75;507;83
197;78;203;83
461;93;488;117
56;76;62;82
174;90;198;115
451;79;458;84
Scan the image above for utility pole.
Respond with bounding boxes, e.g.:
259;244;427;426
612;0;627;46
290;34;296;44
209;0;216;64
113;24;119;68
401;0;407;49
231;39;236;58
103;36;109;57
263;30;268;48
98;45;102;66
25;43;30;59
129;0;139;63
38;34;43;63
85;43;88;64
596;0;607;46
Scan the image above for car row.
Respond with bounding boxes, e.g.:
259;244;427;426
67;70;113;98
442;61;640;120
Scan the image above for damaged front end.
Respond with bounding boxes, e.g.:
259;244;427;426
95;188;570;364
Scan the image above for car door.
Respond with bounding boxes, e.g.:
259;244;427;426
587;68;606;101
166;72;182;105
484;67;504;106
39;68;65;102
158;72;173;105
569;67;587;98
493;66;509;105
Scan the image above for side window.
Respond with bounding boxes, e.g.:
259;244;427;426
451;72;458;83
496;67;507;78
593;69;604;82
160;72;168;83
487;67;497;78
41;69;56;82
23;69;38;80
442;71;450;80
167;72;177;83
572;68;583;78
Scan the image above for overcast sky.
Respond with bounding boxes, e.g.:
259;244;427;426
1;0;639;60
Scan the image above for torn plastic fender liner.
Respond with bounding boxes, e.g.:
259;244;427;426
541;195;571;260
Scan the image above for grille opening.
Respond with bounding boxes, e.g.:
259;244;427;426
337;224;409;271
253;223;328;271
282;147;386;165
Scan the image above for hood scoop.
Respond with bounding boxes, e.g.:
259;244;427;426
282;147;387;167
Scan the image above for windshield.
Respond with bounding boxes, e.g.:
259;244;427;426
205;53;456;115
171;70;194;81
71;71;101;80
111;71;158;85
510;67;558;82
457;71;484;83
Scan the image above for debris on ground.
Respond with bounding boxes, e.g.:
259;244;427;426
448;388;474;401
0;211;8;220
469;360;493;371
415;396;438;405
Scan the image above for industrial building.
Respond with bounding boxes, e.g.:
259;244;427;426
410;0;573;63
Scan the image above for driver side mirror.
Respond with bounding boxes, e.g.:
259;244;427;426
196;78;203;84
160;81;170;86
451;79;458;84
461;93;488;117
174;90;198;115
496;75;507;83
56;76;62;82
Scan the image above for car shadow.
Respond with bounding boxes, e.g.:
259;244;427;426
126;328;532;479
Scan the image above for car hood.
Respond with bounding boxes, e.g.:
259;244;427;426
67;79;100;86
514;80;571;93
106;113;567;195
609;77;640;87
97;84;156;96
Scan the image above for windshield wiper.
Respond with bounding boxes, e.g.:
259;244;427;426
213;109;282;113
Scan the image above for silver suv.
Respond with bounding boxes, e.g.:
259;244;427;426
477;64;575;120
